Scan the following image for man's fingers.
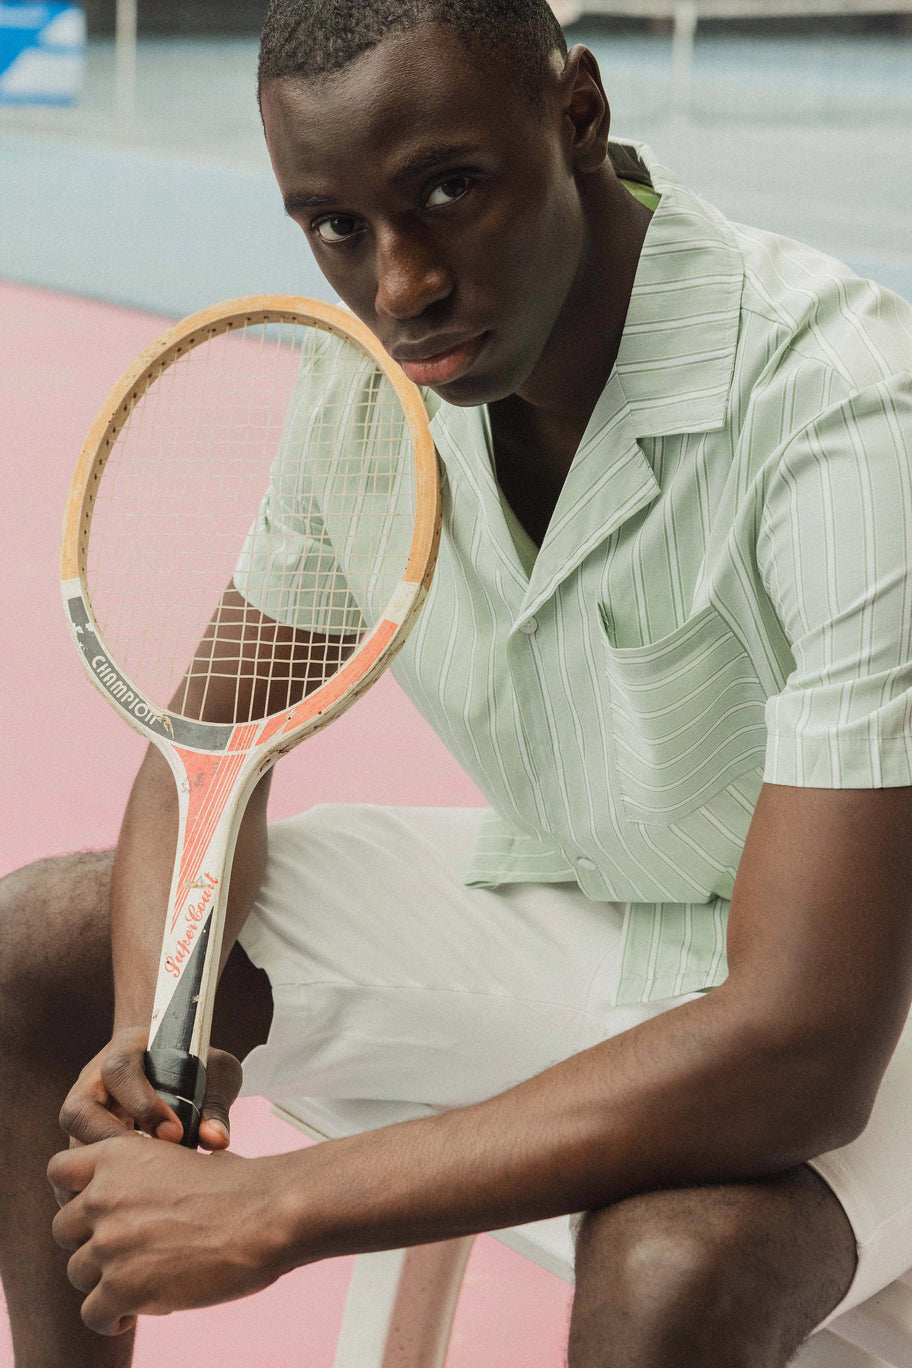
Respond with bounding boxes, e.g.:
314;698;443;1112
66;1244;102;1295
80;1269;141;1338
48;1133;146;1209
59;1039;182;1145
47;1144;97;1198
52;1195;92;1251
198;1048;243;1150
82;1288;139;1339
100;1045;182;1140
50;1183;71;1210
58;1092;132;1145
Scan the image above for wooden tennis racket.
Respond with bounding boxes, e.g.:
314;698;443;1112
61;296;440;1147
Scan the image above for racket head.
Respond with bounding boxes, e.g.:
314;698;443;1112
60;295;441;762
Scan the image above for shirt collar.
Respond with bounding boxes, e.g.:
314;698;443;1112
610;140;744;437
428;372;660;625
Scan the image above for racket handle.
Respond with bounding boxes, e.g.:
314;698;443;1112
143;1047;207;1149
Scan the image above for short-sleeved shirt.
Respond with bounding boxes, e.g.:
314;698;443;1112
235;140;912;1005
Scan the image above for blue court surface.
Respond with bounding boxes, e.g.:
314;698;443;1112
1;25;910;316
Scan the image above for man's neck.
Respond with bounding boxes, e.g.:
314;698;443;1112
486;170;653;545
510;169;653;451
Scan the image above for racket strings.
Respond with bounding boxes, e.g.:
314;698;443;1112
84;317;417;726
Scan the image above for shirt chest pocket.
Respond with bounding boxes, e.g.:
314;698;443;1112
600;604;769;825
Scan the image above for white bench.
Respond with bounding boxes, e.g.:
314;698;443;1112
274;1097;912;1368
548;1;912;110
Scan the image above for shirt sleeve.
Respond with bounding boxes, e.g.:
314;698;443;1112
759;373;912;787
232;327;367;635
233;488;365;634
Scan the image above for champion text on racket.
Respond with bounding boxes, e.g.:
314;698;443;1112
61;296;440;1148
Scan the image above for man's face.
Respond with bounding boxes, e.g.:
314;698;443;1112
261;23;590;407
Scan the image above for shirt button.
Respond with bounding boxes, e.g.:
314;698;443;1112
519;618;538;634
576;857;597;872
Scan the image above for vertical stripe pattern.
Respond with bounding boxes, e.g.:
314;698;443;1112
238;141;912;1004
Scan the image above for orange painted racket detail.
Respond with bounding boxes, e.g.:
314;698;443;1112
61;296;440;1145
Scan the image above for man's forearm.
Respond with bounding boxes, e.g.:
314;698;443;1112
109;744;270;1032
270;983;858;1269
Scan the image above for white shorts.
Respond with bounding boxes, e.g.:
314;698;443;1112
238;804;912;1326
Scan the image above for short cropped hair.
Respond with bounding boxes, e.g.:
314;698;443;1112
258;0;568;113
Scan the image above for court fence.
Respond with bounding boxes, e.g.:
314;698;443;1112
549;0;912;109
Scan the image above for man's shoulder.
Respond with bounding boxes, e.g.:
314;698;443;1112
730;217;912;392
626;140;911;396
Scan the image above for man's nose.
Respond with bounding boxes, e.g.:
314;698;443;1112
374;226;453;319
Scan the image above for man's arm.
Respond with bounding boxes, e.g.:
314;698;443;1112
50;782;912;1334
261;783;912;1254
59;586;342;1148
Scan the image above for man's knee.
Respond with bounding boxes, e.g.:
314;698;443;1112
0;850;115;1055
0;850;272;1067
569;1174;856;1368
574;1201;753;1340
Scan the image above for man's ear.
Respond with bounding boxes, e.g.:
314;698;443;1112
556;45;610;174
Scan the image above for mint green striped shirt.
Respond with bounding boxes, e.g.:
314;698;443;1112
238;140;912;1005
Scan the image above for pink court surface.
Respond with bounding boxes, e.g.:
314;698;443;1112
0;279;573;1365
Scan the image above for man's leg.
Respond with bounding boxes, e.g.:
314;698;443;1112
0;853;124;1368
0;851;271;1368
569;1166;857;1368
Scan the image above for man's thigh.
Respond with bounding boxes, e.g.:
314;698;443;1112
0;844;271;1067
236;803;674;1107
236;802;912;1328
0;850;116;1058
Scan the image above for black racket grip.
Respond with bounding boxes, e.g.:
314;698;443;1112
143;1048;207;1149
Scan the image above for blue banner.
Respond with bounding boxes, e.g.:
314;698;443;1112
0;3;85;104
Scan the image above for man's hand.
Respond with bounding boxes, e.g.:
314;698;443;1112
59;1028;243;1151
48;1136;288;1335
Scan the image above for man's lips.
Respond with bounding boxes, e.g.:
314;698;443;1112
394;334;487;386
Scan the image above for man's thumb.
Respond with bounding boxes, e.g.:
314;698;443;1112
199;1048;243;1148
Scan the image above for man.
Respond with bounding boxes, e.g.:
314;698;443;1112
2;1;911;1363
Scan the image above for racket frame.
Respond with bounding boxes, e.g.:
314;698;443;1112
61;296;441;1144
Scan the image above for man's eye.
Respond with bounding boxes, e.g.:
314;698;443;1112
425;176;471;209
313;216;360;244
